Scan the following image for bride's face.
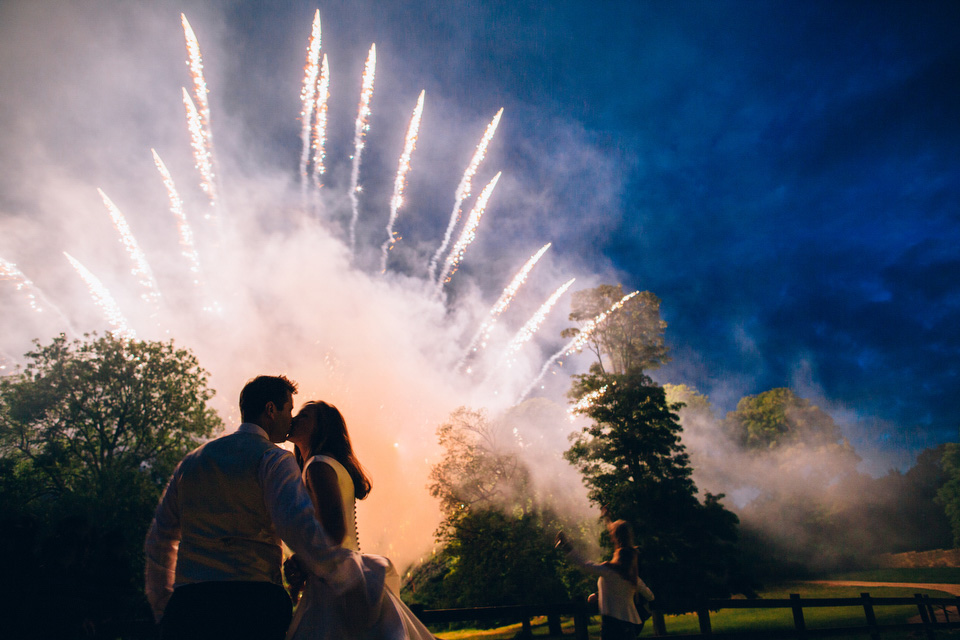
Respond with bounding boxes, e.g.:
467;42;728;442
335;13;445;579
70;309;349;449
287;408;316;447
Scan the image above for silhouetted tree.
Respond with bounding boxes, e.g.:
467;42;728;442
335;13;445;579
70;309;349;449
0;333;221;638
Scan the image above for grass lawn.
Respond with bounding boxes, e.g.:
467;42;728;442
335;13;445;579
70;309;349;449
823;567;960;584
431;580;960;639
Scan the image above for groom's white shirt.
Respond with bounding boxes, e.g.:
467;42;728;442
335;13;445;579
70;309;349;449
144;423;356;621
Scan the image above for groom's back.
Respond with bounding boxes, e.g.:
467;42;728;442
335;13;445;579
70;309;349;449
175;431;283;585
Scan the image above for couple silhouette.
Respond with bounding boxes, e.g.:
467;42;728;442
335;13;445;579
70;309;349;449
145;375;433;640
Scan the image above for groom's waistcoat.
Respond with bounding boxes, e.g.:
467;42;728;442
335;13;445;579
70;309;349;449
174;431;283;586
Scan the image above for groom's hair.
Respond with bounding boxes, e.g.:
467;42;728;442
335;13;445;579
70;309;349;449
239;375;298;422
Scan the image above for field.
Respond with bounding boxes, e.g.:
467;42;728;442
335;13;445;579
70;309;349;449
430;569;960;639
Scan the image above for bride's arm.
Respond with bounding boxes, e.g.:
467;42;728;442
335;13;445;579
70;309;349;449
304;461;347;545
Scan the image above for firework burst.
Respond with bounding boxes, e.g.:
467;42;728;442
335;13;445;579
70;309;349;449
311;54;331;190
381;90;425;272
63;252;135;340
299;10;322;198
349;43;377;252
500;278;576;365
97;189;162;311
435;172;501;295
428;108;503;283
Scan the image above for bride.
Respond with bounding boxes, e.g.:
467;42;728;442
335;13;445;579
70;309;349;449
285;400;435;640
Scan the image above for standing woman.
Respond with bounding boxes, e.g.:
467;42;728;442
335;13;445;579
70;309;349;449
285;401;434;640
556;517;654;640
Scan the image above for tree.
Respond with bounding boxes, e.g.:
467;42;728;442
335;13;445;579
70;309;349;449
415;407;582;612
0;333;221;637
565;370;749;612
561;285;669;376
937;438;960;547
723;388;842;450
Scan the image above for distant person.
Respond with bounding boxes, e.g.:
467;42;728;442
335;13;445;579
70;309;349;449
284;400;435;640
556;512;654;640
144;375;357;640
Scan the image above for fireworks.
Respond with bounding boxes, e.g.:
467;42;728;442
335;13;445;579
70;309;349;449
349;43;377;252
435;172;502;296
299;10;322;198
428;108;503;283
311;54;331;189
458;243;552;366
181;15;211;149
517;291;640;403
1;257;46;315
182;89;218;213
500;278;576;365
152;149;202;285
63;252;135;340
97;189;162;311
381;90;425;273
568;385;607;420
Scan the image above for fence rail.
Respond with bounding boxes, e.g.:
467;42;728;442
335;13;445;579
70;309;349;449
415;592;960;639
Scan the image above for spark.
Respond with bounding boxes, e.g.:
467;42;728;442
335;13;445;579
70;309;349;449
434;172;501;296
349;43;377;253
458;243;552;367
381;90;425;272
151;149;202;284
500;278;576;365
63;252;136;340
299;10;322;198
568;385;607;420
428;108;503;283
517;290;640;403
181;14;211;150
97;189;162;311
182;89;218;213
311;54;331;189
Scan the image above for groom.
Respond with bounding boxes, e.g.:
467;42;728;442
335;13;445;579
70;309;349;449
144;375;353;640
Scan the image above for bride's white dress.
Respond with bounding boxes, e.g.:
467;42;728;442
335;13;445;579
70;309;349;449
287;455;435;640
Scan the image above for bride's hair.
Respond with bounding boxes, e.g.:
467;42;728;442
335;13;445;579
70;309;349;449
294;401;372;499
608;519;639;584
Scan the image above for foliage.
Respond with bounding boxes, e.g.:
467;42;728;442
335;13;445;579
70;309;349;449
565;368;751;612
561;285;669;376
417;406;590;612
723;388;842;450
937;439;960;547
0;333;222;637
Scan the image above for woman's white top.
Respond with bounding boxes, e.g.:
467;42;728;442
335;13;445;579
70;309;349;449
303;454;359;552
567;549;654;624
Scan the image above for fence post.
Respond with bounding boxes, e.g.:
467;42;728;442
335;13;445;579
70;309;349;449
790;593;806;638
520;605;532;638
547;612;562;636
915;593;936;640
696;603;712;635
860;593;880;640
651;606;667;636
573;601;590;640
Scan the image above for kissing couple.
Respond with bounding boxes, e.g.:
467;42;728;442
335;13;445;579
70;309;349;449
145;375;434;640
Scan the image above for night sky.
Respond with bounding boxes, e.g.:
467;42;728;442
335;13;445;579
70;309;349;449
2;1;959;473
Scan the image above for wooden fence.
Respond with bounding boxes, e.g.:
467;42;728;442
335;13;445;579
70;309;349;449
414;592;960;639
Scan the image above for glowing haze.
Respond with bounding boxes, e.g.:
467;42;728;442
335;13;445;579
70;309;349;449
0;4;620;569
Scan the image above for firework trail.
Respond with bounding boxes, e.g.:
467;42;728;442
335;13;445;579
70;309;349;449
151;149;203;285
97;189;162;311
458;243;552;368
311;54;331;190
348;43;377;253
182;89;219;214
0;257;76;334
500;278;576;365
434;172;501;296
299;10;322;198
517;290;639;403
428;108;503;283
380;90;425;272
63;252;136;340
568;385;607;420
181;15;211;150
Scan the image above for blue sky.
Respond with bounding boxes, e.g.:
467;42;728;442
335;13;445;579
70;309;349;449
1;0;958;472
